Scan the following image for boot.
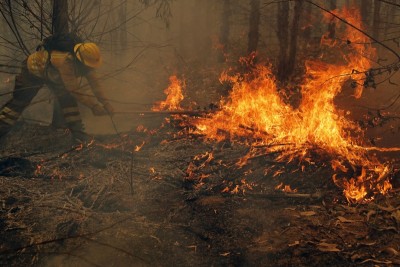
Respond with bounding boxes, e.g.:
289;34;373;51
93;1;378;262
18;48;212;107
68;121;92;145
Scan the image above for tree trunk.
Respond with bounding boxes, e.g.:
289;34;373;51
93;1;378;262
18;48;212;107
373;0;381;39
247;0;261;55
286;0;303;78
328;0;336;39
52;0;69;34
384;0;397;37
277;1;289;81
51;0;69;127
360;0;370;28
218;0;231;62
302;2;312;41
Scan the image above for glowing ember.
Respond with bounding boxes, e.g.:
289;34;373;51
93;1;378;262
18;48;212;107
35;164;42;176
190;7;394;202
134;141;145;152
275;183;297;193
152;75;185;111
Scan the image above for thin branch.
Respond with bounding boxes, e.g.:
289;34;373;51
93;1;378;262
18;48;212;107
305;0;400;62
379;0;400;8
6;0;30;55
0;218;131;255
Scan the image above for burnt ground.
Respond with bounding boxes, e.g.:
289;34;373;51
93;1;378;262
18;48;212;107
0;121;399;267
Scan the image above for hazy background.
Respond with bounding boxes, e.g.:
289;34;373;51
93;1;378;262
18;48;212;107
0;0;399;146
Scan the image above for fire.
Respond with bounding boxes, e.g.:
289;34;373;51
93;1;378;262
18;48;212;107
134;141;145;152
152;75;185;111
221;179;254;194
275;183;297;193
190;7;393;202
35;164;42;176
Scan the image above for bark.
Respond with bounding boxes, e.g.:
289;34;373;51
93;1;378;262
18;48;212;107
328;0;336;39
286;0;304;78
51;0;69;127
360;0;370;27
373;0;381;39
218;0;231;62
276;1;289;81
384;0;397;37
302;2;312;41
52;0;69;34
247;0;261;54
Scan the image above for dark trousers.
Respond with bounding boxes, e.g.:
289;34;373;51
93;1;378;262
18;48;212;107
0;62;83;137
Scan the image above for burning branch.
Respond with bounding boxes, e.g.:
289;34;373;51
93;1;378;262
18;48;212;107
152;75;185;111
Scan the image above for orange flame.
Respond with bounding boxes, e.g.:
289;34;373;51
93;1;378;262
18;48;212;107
152;75;185;111
191;7;392;202
275;183;297;193
134;141;145;152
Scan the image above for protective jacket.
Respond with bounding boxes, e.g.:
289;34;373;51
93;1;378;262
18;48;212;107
0;43;111;143
27;50;108;109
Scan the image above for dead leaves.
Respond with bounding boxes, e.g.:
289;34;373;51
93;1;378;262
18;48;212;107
336;216;358;223
283;199;400;265
391;210;400;224
299;211;316;217
317;242;341;252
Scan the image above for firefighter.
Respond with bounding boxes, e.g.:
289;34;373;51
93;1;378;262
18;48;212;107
0;42;114;142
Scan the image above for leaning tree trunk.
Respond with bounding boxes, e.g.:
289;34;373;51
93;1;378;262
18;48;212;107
51;0;69;128
247;0;261;55
276;1;289;81
218;0;231;62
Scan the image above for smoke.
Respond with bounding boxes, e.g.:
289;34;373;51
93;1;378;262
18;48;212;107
0;0;399;145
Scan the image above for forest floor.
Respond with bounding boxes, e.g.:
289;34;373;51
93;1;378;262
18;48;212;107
0;119;399;267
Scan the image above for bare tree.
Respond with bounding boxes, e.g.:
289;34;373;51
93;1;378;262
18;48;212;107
52;0;69;34
247;0;261;55
301;2;312;41
286;0;304;78
276;0;305;82
276;1;289;81
51;0;70;127
373;0;381;39
360;0;370;27
139;0;173;28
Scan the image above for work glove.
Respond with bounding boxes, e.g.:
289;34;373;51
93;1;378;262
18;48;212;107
103;102;115;115
91;104;108;116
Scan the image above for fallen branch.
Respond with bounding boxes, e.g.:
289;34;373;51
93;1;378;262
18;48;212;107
0;217;130;255
247;191;324;200
114;110;212;116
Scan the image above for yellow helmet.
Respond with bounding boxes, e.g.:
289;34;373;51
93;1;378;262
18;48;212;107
74;43;102;68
